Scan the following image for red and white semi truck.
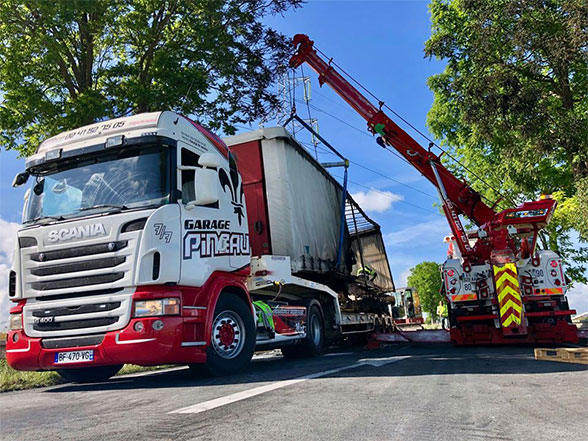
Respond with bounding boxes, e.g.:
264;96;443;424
6;112;397;381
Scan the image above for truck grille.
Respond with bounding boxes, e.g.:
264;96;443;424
34;317;118;332
42;334;106;349
24;240;133;296
23;294;132;338
32;301;121;317
30;241;128;262
31;272;125;291
30;256;126;276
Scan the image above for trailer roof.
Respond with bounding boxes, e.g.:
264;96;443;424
223;127;291;145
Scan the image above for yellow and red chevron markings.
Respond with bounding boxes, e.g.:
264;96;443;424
535;287;564;295
493;263;524;328
451;293;477;302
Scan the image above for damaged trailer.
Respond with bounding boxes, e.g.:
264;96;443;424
227;127;399;348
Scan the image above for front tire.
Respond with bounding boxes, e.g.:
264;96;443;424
194;292;255;376
281;305;325;359
57;364;122;383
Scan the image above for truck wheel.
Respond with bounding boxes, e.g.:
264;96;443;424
196;292;256;376
281;305;325;359
57;364;122;383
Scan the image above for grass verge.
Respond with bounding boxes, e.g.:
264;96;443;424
0;358;172;392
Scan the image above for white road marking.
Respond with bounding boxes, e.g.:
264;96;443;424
253;353;283;360
168;355;409;415
359;356;409;367
116;366;187;379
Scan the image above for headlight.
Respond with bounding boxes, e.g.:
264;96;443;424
10;313;23;330
133;298;180;317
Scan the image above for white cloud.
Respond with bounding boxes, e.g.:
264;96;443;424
351;189;403;213
396;267;412;289
0;218;20;331
385;217;449;247
568;283;588;315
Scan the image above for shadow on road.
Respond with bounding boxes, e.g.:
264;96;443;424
43;343;587;394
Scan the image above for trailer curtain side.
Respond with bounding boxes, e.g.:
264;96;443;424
226;127;394;291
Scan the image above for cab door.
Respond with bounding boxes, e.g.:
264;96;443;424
178;145;231;286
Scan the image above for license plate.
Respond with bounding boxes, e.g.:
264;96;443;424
54;350;94;364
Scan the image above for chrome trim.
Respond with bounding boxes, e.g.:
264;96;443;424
183;306;207;310
181;341;206;347
115;333;157;345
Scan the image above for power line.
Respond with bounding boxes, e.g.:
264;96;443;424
300;139;438;200
331;174;438;214
232;123;437;214
311;45;518;207
347;160;438;200
295;97;503;208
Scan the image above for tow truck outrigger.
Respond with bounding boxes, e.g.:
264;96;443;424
290;34;578;345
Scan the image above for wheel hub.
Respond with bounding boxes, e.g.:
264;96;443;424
218;321;236;347
211;311;245;359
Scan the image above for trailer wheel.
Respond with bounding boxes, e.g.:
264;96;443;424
281;305;325;358
194;292;255;376
57;364;122;383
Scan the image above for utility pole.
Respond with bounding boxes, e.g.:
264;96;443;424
275;73;321;158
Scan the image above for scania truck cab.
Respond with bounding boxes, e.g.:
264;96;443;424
7;112;263;379
7;111;395;381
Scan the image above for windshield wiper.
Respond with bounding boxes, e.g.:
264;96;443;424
78;204;129;213
25;215;65;225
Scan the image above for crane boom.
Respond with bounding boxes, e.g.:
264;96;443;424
290;34;496;231
290;34;559;265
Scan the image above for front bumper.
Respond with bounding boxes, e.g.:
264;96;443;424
6;316;206;371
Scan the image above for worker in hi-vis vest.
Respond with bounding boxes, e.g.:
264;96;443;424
437;299;448;329
357;266;377;282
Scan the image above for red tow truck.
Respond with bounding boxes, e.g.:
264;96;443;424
290;34;578;345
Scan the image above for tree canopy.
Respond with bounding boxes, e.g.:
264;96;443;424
407;261;443;319
425;0;588;282
0;0;302;156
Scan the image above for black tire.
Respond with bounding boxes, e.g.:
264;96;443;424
57;364;122;383
281;305;325;359
192;292;255;376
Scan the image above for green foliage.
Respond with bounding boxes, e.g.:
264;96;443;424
577;177;588;241
407;261;443;318
0;357;64;392
425;0;588;282
0;0;302;156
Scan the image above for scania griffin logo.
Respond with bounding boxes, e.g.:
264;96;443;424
47;223;107;243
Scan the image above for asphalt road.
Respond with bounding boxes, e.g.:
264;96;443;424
1;344;586;441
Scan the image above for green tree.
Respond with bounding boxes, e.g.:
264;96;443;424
407;261;443;319
425;0;588;282
0;0;301;156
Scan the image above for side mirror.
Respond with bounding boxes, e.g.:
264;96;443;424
186;168;219;209
13;171;30;187
198;153;220;168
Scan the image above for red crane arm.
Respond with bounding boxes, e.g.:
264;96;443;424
289;34;497;229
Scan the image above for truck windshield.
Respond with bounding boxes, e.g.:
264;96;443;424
24;143;170;224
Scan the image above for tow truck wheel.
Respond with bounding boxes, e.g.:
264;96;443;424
57;364;123;383
281;305;325;359
195;292;256;376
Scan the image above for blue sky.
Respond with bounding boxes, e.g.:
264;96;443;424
0;0;585;322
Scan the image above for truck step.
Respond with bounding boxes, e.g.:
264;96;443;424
534;347;588;365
